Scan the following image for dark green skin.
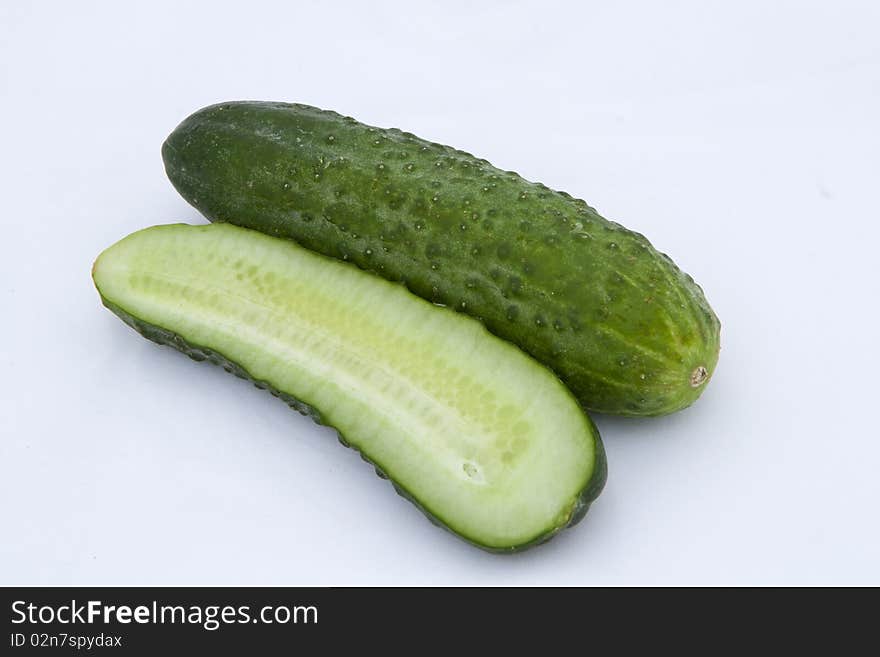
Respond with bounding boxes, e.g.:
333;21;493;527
100;297;606;553
163;102;720;416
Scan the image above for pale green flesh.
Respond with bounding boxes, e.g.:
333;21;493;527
93;223;596;548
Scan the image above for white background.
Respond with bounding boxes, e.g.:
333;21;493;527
2;0;878;585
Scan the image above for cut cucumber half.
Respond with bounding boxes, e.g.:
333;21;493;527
92;223;605;551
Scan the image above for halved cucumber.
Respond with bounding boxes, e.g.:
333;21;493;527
92;223;605;551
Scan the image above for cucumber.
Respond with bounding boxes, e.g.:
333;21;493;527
92;223;605;551
162;101;720;416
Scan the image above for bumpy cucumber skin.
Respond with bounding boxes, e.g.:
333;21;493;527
163;101;720;416
98;297;606;553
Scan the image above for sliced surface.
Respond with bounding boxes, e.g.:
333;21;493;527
93;223;605;550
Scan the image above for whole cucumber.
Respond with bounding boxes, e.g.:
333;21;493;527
163;101;720;416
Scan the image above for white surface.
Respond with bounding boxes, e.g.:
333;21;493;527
2;0;878;585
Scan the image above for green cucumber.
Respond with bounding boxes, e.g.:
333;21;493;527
93;223;605;551
162;101;721;416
